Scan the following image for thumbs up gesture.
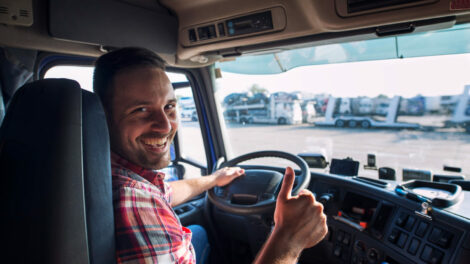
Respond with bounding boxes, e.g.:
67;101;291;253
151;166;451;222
254;167;328;264
274;167;328;250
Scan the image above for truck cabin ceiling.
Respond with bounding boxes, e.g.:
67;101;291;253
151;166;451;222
0;0;470;66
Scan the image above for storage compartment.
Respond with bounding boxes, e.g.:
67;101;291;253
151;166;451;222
335;0;438;17
399;180;463;207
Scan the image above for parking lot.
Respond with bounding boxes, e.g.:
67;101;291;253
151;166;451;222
180;121;470;181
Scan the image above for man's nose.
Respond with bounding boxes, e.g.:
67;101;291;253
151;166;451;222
149;110;171;133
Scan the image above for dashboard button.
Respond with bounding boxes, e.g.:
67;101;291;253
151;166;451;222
429;227;452;248
416;221;429;237
367;248;379;262
428;227;442;244
397;232;408;248
354;240;366;252
421;245;433;262
408;238;420;255
396;212;408;227
388;228;400;244
430;248;444;264
333;245;342;257
337;230;344;243
343;233;351;245
404;216;416;231
437;232;453;249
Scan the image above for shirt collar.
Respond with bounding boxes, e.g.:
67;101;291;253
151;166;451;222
111;152;166;184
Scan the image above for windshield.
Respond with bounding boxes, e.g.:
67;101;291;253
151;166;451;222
214;24;470;181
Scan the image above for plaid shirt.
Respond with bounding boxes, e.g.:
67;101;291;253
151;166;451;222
112;152;196;264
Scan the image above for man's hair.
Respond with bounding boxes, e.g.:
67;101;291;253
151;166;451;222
93;47;166;112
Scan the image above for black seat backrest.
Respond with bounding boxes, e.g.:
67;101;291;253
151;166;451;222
0;79;116;263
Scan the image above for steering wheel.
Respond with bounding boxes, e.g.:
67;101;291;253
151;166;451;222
207;150;310;215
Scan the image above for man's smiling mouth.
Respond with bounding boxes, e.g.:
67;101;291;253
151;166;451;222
141;137;168;150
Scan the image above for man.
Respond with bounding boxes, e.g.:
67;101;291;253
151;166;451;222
94;47;327;264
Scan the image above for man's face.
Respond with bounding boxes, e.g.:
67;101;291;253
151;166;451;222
108;67;179;170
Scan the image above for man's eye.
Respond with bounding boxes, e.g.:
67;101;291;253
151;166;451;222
165;104;176;110
133;107;147;113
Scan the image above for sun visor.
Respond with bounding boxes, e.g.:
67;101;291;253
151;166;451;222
48;0;178;54
217;22;470;75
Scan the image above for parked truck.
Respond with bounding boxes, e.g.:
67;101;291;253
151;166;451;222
179;97;198;121
445;85;470;132
314;95;420;129
223;92;303;125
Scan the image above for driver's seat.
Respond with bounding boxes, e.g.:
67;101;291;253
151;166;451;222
0;79;116;263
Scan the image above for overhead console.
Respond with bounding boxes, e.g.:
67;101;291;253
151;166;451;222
162;0;470;65
180;7;286;47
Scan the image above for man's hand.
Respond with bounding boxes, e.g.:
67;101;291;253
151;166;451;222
254;166;327;264
169;166;244;207
274;166;328;251
212;167;245;187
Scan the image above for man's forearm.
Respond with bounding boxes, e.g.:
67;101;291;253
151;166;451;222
168;175;217;207
168;167;244;207
254;229;302;264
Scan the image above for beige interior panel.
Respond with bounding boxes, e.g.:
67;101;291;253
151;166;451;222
162;0;470;63
0;1;103;57
1;0;469;67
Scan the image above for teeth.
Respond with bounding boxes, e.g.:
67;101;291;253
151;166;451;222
142;137;167;146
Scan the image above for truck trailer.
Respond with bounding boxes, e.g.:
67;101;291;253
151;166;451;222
223;93;302;125
445;85;470;132
314;96;420;129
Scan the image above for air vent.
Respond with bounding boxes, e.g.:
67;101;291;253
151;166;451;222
0;0;33;26
347;0;425;13
0;6;8;14
19;9;29;17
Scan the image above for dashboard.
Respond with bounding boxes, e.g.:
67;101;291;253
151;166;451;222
300;172;470;264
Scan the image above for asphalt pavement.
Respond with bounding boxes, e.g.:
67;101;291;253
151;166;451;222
179;121;470;181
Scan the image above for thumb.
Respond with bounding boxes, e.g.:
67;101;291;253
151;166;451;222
278;167;295;201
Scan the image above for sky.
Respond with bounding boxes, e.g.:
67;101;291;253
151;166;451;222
45;53;470;100
215;53;470;99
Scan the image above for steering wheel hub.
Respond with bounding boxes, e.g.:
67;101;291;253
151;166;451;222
208;150;310;215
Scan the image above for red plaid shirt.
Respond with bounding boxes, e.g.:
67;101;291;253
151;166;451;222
112;152;196;263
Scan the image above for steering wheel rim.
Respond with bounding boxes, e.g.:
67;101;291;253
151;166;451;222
208;150;310;215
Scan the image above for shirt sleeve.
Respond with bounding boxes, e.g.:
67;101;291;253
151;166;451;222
113;186;195;264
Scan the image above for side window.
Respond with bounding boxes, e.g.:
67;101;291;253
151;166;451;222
44;66;207;180
45;66;94;91
166;73;207;181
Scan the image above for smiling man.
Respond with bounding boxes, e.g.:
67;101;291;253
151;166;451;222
94;47;327;264
108;66;177;170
